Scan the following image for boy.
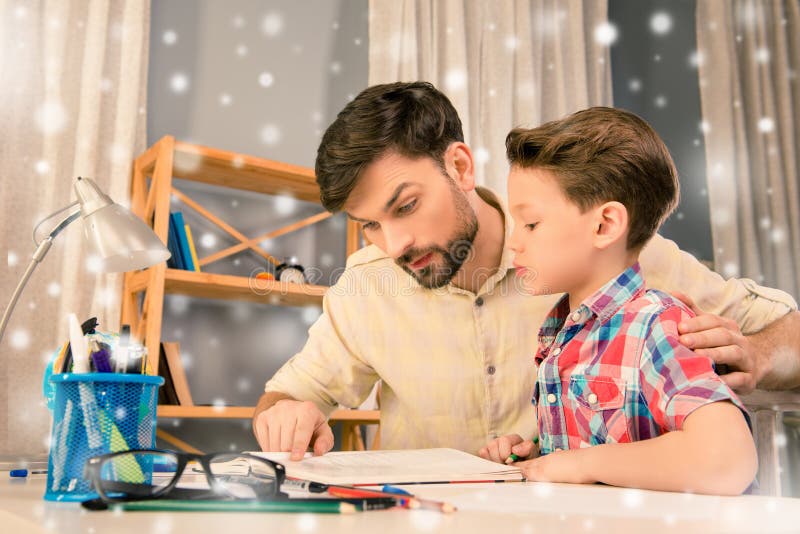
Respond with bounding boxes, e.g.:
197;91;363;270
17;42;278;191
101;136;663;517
480;107;757;495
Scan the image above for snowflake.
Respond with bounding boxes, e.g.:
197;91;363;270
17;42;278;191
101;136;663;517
302;306;322;325
296;513;318;532
445;68;466;91
505;35;519;51
593;22;618;46
35;160;50;175
169;73;189;94
260;124;282;146
474;147;490;165
10;329;30;349
650;12;673;35
755;47;770;63
332;21;339;30
354;38;362;46
758;117;774;133
237;378;252;393
258;72;275;87
169;295;191;314
621;488;645;508
47;282;61;297
232;15;245;29
654;95;668;108
723;262;739;278
699;120;711;133
261;12;284;37
771;227;785;243
689;50;704;68
199;232;217;249
162;30;177;45
219;93;233;106
35;100;67;134
236;44;248;57
628;78;642;92
85;255;103;273
330;62;342;74
320;253;334;267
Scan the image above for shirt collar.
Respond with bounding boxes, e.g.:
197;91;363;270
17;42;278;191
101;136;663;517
471;186;516;293
536;262;645;357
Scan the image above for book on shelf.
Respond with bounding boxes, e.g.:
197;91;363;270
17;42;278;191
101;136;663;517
170;211;196;271
157;342;179;405
183;224;201;272
251;448;524;485
161;341;194;406
166;214;185;270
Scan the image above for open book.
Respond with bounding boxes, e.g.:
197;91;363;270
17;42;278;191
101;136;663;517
251;448;524;486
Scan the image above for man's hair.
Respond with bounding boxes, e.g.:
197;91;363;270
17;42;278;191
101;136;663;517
505;106;679;251
315;81;464;212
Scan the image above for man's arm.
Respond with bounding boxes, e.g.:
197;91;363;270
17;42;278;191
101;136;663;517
520;401;757;495
641;234;798;393
675;294;800;392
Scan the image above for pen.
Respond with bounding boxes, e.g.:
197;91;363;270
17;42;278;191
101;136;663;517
68;313;102;448
98;499;359;514
504;436;539;464
90;340;113;373
10;469;48;477
281;478;328;493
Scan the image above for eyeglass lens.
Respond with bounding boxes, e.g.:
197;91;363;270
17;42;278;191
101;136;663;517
95;451;279;501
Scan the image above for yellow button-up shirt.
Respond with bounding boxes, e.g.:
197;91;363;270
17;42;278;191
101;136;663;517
265;188;797;454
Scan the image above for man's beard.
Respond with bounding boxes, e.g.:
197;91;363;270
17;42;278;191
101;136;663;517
397;187;479;289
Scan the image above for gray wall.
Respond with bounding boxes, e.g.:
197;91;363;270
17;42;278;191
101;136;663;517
148;0;369;451
609;0;713;262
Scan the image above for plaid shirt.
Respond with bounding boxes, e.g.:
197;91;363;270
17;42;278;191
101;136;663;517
534;263;748;455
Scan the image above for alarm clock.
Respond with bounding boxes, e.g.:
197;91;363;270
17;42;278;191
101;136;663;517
275;262;306;284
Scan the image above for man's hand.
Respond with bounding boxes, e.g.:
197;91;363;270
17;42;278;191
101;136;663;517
672;292;759;393
517;450;594;484
478;434;538;464
253;397;334;461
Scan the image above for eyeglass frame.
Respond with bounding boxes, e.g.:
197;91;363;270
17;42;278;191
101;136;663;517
84;448;287;503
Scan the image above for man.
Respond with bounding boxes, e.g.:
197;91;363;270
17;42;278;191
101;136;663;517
252;82;799;460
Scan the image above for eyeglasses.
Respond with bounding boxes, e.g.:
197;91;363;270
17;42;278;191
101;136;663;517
84;449;286;503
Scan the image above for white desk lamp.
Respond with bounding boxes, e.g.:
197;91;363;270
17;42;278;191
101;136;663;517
0;177;171;344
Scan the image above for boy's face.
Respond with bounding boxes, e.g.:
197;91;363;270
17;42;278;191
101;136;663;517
507;166;597;296
344;151;478;289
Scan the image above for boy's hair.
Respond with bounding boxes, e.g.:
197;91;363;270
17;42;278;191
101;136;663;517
315;81;464;212
505;107;679;251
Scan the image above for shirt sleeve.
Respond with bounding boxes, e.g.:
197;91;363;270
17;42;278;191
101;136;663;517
638;304;749;432
640;234;797;335
264;269;380;417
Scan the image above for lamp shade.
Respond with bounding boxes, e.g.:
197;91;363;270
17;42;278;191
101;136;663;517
75;177;171;272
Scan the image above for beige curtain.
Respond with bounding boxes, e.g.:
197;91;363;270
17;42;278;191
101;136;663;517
368;0;613;198
697;0;800;298
0;0;150;455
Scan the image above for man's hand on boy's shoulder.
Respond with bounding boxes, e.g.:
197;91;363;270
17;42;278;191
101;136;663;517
672;292;759;393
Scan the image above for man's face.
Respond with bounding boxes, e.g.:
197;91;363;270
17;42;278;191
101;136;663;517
344;152;478;289
507;166;596;296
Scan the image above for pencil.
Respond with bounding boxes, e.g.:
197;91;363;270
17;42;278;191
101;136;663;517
116;499;357;514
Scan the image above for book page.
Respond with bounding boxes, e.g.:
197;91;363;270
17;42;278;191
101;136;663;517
251;448;523;485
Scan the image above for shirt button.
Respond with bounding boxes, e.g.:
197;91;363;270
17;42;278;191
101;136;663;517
487;365;496;375
546;393;557;404
571;311;582;322
475;297;484;307
551;347;562;356
587;393;598;405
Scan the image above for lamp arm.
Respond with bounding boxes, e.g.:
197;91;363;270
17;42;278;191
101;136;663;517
0;205;82;346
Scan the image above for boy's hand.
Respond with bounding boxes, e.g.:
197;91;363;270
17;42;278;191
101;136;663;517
517;449;595;484
478;434;537;464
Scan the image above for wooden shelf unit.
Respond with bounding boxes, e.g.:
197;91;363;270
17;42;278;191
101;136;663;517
121;136;376;446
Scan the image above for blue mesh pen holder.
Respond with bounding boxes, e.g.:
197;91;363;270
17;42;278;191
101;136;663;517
44;373;164;502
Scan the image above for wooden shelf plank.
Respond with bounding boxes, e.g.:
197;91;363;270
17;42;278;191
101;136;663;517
172;141;321;203
164;268;326;306
157;405;380;425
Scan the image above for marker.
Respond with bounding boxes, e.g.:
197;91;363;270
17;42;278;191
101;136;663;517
10;469;48;477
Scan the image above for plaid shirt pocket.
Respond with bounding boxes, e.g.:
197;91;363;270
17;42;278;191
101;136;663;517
568;376;631;445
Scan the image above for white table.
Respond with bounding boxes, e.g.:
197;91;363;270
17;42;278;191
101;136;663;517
3;473;799;534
